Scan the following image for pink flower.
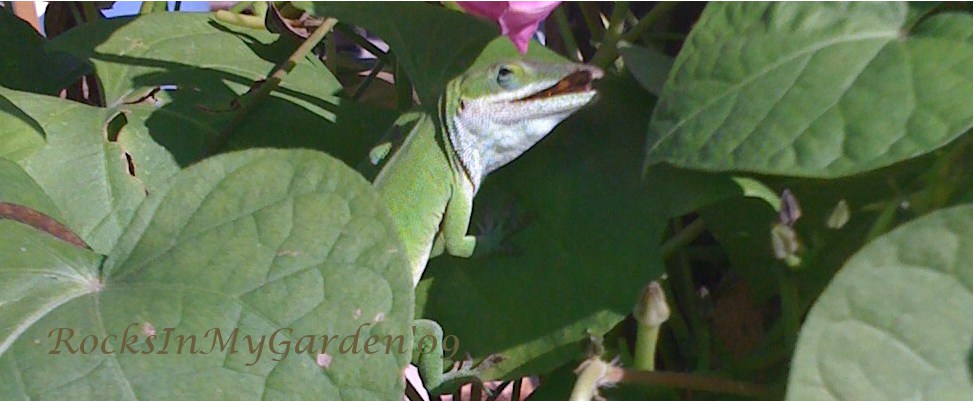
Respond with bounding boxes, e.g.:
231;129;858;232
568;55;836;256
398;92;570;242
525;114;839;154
459;2;561;54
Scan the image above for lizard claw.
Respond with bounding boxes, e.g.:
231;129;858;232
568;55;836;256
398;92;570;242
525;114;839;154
473;201;532;257
433;353;506;395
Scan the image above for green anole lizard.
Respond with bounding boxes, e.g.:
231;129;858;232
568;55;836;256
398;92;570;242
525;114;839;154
368;58;602;395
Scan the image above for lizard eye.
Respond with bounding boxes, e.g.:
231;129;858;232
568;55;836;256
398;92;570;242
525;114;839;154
496;66;516;89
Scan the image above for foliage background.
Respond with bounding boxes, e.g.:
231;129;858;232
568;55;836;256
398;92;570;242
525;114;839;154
0;2;970;401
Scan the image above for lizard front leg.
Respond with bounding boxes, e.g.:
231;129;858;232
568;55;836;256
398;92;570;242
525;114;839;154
440;183;477;258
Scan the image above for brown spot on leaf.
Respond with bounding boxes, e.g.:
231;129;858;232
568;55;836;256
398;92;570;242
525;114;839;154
0;202;89;249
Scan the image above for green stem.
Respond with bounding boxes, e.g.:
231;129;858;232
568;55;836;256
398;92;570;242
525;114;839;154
633;282;669;371
80;2;100;22
621;2;678;43
620;370;777;400
578;3;605;41
68;4;84;26
658;281;690;353
590;1;630;67
204;18;337;157
633;325;660;370
552;6;581;61
660;217;706;259
351;59;386;101
139;1;164;14
335;23;390;63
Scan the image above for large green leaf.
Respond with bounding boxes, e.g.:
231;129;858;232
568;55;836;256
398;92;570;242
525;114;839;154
0;88;146;254
0;158;62;222
786;205;972;401
296;2;499;106
415;74;744;379
0;93;45;162
48;13;395;169
0;149;413;400
619;43;674;97
646;3;973;177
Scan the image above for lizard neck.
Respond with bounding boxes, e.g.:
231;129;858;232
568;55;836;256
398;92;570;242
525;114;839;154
441;77;583;191
440;81;484;192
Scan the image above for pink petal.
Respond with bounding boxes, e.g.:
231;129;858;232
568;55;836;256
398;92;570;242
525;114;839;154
458;2;507;21
498;2;561;54
459;1;561;54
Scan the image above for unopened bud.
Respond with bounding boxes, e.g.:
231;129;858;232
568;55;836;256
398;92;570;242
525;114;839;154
633;281;670;328
826;199;850;229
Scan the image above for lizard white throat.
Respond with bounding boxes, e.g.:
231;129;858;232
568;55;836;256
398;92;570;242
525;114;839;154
450;66;603;189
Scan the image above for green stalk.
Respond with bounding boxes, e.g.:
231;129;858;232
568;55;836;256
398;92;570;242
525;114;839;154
590;1;630;67
578;3;605;41
204;18;338;157
552;6;581;61
632;282;670;371
80;2;100;22
620;370;777;400
621;2;678;43
139;1;168;14
351;59;387;101
335;23;390;63
660;217;706;259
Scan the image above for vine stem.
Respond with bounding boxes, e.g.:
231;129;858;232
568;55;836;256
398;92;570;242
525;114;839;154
619;369;777;400
660;217;706;259
590;1;629;67
204;18;338;157
552;6;581;61
591;1;678;68
622;1;677;43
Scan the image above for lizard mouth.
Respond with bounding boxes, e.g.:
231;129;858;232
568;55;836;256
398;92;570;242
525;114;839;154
515;69;601;102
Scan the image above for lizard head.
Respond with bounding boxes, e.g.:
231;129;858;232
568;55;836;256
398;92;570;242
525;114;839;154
444;59;603;187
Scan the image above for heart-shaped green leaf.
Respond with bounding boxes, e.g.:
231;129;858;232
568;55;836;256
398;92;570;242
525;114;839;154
0;88;146;254
786;204;972;401
295;2;498;106
0;149;413;400
0;92;45;161
619;43;674;97
0;157;63;221
647;3;973;177
48;13;395;169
